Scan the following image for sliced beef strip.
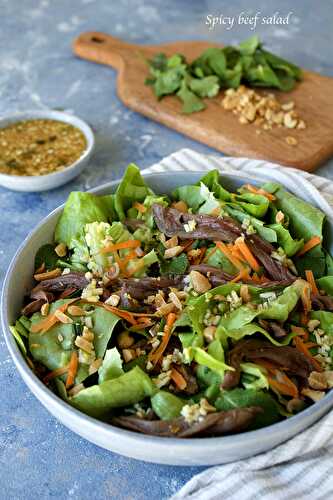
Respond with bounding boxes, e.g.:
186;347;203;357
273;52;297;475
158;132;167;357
222;338;315;390
190;264;294;288
152;204;242;242
190;265;234;285
112;407;262;437
115;276;185;301
269;321;288;338
31;272;88;295
259;319;288;339
22;298;46;316
153;204;295;282
311;294;333;311
247;238;295;281
30;289;54;302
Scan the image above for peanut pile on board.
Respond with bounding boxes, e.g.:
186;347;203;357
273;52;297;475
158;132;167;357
221;85;306;146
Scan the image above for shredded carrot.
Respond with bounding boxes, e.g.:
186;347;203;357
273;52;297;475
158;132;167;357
244;184;276;202
268;371;298;398
66;351;78;389
251;273;261;283
31;300;77;334
130;319;155;332
255;359;279;373
170;367;187;390
234;238;260;272
293;336;322;372
301;284;312;313
300;312;309;326
304;342;318;349
259;275;272;283
215;241;244;270
133;201;147;213
149;312;177;366
100;239;141;254
100;303;138;325
92;301;156;319
231;268;250;283
296;236;322;257
305;270;319;295
120;250;139;266
291;325;309;341
43;364;69;383
112;250;125;271
192;247;206;265
230;245;246;263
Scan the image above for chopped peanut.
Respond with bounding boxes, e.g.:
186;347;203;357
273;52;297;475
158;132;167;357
190;270;211;294
169;291;183;310
75;336;93;353
122;348;135;363
301;388;325;402
164;236;179;249
203;325;216;343
117;331;135;349
54;243;67;257
172;201;188;213
41;303;49;316
308;371;328;390
89;358;102;375
323;371;333;388
164;246;183;259
54;310;73;324
221;86;305;143
275;211;285;224
105;294;120;307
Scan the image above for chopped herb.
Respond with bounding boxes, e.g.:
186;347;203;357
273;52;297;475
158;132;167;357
145;36;302;113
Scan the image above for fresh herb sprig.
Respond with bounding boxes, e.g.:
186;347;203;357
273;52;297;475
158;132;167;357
145;36;302;114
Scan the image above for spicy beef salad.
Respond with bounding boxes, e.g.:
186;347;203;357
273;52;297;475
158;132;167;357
11;165;333;438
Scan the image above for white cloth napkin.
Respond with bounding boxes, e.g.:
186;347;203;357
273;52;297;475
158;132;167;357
143;149;333;500
172;410;333;500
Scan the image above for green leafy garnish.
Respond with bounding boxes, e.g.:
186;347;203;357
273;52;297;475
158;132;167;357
145;36;302;113
160;253;188;275
35;244;59;271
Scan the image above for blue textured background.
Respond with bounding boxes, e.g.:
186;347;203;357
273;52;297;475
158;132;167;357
1;1;333;499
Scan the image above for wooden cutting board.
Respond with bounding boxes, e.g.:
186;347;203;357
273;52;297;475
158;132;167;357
73;32;333;171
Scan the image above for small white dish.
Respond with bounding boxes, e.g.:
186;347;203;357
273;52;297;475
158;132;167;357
0;110;95;192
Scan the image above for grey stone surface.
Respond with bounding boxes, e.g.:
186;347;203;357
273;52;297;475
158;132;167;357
0;0;332;498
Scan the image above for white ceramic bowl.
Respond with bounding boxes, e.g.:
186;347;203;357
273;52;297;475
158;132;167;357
0;110;95;192
2;168;333;466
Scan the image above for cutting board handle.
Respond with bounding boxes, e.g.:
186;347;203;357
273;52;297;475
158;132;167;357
73;31;136;70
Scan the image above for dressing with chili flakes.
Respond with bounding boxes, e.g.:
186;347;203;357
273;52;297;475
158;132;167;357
0;119;87;176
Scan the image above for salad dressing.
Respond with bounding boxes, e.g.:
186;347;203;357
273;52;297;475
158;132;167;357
0;119;87;176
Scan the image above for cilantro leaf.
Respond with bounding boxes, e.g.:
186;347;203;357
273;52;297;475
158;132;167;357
189;75;220;98
34;244;59;271
176;80;205;113
160;253;189;275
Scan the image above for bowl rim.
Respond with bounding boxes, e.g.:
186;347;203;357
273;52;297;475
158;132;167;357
0;110;95;182
2;170;333;451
